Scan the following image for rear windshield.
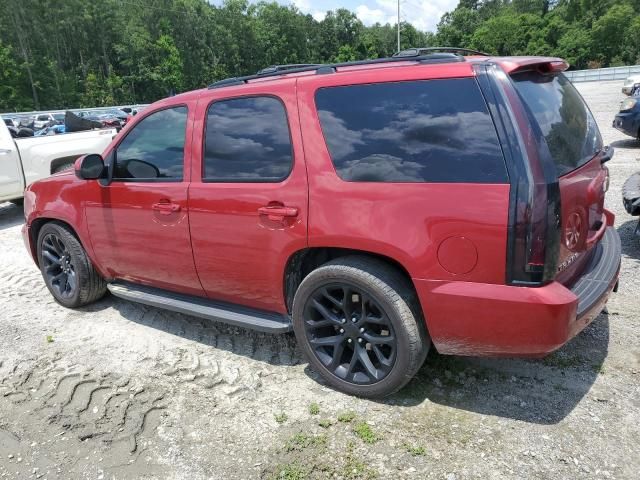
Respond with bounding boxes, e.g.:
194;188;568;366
511;72;602;176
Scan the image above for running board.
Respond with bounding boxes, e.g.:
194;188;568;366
107;282;292;333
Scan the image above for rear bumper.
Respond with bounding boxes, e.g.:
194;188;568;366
415;226;621;357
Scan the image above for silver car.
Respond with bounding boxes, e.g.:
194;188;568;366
622;75;640;95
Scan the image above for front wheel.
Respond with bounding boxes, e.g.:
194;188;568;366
37;222;107;308
292;256;429;398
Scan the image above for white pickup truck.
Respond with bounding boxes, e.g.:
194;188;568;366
0;121;116;203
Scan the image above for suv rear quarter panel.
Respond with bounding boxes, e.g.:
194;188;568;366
297;64;512;335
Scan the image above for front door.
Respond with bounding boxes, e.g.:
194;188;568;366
188;81;308;313
85;104;203;296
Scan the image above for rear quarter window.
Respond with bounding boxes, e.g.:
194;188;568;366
315;78;508;183
511;72;602;176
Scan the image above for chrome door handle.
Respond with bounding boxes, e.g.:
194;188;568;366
258;205;299;218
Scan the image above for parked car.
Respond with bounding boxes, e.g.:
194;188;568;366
622;172;640;236
3;117;19;128
102;108;131;124
34;124;66;136
613;96;640;140
80;112;122;130
21;52;621;397
622;75;640;95
0;119;116;203
33;112;64;130
16;116;35;129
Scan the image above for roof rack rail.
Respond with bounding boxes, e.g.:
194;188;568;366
257;64;323;75
393;47;490;58
208;53;463;89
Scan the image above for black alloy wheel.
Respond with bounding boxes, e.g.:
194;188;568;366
303;283;396;384
37;221;107;308
292;256;429;398
41;232;77;300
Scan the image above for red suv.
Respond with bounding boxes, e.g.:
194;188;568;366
22;49;621;397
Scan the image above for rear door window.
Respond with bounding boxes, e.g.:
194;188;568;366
315;78;507;183
511;72;602;176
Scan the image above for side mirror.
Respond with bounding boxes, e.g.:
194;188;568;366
75;154;105;180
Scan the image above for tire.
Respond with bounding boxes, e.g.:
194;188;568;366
37;222;107;308
292;256;430;398
52;162;75;174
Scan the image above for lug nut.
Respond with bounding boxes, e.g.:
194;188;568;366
358;338;363;343
359;327;365;333
351;316;357;323
339;328;344;334
341;318;346;324
347;338;352;343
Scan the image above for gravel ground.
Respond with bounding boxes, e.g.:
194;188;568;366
1;80;639;480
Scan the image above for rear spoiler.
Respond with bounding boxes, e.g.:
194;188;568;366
492;57;570;76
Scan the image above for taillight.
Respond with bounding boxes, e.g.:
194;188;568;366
482;64;561;286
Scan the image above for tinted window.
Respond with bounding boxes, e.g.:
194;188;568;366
204;96;292;182
114;106;187;180
315;79;507;183
511;72;602;176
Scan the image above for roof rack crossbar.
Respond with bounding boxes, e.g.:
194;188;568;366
393;47;490;58
207;53;463;89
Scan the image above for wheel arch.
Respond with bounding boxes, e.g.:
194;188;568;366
283;247;418;314
29;217;86;268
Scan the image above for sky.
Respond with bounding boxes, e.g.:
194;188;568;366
212;1;460;33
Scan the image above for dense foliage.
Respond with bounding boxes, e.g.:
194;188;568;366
1;0;639;111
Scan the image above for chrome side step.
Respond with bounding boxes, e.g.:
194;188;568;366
107;282;292;333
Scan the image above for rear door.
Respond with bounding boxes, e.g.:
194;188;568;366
188;79;308;314
510;71;608;284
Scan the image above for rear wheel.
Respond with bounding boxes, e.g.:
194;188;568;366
292;256;429;397
37;222;107;308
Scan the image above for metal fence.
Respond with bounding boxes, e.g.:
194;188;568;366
1;104;149;118
565;65;640;83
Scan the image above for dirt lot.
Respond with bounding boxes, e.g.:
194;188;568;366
1;80;639;480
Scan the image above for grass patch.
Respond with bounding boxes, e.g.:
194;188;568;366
353;421;380;444
403;443;426;456
46;335;54;343
318;419;332;428
309;402;320;415
341;442;378;479
269;462;308;480
274;412;288;424
284;432;327;452
337;411;356;423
